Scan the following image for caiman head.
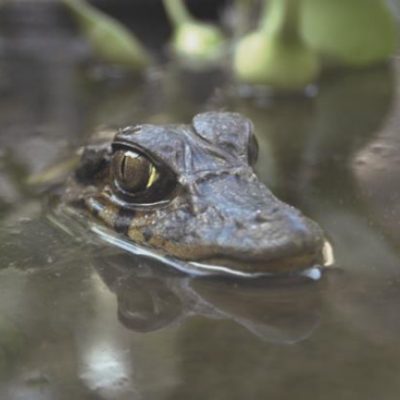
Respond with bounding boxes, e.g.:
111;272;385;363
65;112;325;276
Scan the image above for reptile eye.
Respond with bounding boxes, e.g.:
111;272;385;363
110;147;177;205
113;150;159;194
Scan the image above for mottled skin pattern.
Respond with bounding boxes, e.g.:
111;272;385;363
65;112;325;274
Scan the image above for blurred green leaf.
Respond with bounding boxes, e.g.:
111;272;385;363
63;0;151;71
300;0;397;67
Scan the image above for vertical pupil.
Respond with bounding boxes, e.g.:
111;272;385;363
120;153;129;178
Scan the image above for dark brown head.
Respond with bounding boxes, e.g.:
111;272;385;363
69;112;325;276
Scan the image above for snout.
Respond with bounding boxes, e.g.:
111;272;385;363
188;205;325;274
147;171;328;276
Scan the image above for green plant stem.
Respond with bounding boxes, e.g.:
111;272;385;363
62;0;95;25
261;0;301;41
163;0;192;28
234;0;256;37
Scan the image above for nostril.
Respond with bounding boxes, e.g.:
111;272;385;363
234;219;245;229
254;210;270;223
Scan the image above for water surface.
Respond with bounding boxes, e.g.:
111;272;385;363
1;8;400;400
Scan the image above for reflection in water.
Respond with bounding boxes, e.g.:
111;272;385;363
293;66;398;277
221;66;395;200
80;62;226;132
94;253;323;344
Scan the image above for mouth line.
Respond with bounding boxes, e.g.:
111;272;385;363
90;225;328;280
186;260;323;280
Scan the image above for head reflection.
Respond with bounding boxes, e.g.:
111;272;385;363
117;277;182;333
93;253;324;344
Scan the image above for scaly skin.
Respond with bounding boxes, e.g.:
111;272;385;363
64;112;325;274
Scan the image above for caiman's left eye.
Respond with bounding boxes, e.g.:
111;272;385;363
110;148;177;205
113;150;159;194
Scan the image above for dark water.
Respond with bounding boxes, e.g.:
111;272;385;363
1;5;400;400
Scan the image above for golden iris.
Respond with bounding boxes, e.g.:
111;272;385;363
112;150;159;194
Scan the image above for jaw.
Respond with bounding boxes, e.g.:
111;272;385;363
186;261;324;280
185;238;328;278
190;251;325;276
90;222;329;280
